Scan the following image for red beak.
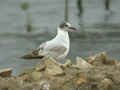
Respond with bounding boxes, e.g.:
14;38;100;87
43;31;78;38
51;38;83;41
68;26;76;30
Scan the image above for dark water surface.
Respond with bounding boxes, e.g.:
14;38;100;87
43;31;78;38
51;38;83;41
0;0;120;75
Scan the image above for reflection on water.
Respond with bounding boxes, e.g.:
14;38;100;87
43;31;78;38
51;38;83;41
0;0;120;75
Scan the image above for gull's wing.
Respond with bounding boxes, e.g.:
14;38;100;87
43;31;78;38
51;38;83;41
41;43;67;58
20;49;44;59
20;41;67;59
20;42;46;59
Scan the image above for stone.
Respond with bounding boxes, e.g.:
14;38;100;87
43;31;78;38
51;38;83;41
45;57;65;76
98;78;113;90
19;69;35;76
75;57;92;69
39;81;50;90
86;56;95;64
30;72;43;81
76;76;88;85
0;68;13;77
62;59;72;67
87;52;116;66
0;52;120;90
86;52;106;64
35;63;46;72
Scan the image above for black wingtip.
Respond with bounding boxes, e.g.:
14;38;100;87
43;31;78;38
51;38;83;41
18;48;44;60
19;54;44;60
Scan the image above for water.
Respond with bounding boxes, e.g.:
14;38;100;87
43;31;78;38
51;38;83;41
0;0;120;75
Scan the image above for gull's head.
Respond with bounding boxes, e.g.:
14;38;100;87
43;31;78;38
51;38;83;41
58;22;76;31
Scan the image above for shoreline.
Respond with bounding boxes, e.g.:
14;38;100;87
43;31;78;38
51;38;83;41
0;52;119;90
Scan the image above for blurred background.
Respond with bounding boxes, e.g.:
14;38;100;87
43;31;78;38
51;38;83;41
0;0;120;75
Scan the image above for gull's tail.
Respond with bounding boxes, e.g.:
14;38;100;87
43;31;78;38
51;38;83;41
19;49;44;60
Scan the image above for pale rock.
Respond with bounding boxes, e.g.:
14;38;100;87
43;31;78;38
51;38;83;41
30;72;43;81
35;63;46;71
75;56;92;69
39;81;50;90
98;78;113;90
91;52;116;65
95;52;106;58
61;59;72;67
45;57;65;76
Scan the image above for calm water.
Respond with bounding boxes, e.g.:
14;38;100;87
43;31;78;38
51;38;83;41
0;0;120;75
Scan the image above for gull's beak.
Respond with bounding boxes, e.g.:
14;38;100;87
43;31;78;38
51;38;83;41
68;26;76;30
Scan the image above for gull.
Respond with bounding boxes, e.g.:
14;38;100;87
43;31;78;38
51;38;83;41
20;22;76;59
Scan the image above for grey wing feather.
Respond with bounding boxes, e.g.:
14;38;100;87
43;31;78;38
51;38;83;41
43;45;67;58
47;45;67;54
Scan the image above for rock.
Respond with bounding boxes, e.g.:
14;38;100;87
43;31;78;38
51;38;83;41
0;78;21;90
74;57;92;69
61;59;72;68
45;57;65;76
93;52;106;65
39;81;50;90
98;78;113;90
30;72;43;81
87;52;116;66
19;75;32;83
35;63;46;72
22;81;50;90
19;69;35;76
86;56;95;64
86;52;106;65
0;68;13;77
0;53;120;90
76;76;88;85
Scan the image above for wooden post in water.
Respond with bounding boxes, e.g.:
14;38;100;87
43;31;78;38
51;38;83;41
21;2;32;32
105;0;110;10
64;0;68;22
77;0;83;16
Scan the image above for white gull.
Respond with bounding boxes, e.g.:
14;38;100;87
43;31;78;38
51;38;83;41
21;22;76;59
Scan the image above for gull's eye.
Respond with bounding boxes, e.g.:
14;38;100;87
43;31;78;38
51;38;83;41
59;22;69;28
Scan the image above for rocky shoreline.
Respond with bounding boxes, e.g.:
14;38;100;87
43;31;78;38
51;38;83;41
0;52;120;90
